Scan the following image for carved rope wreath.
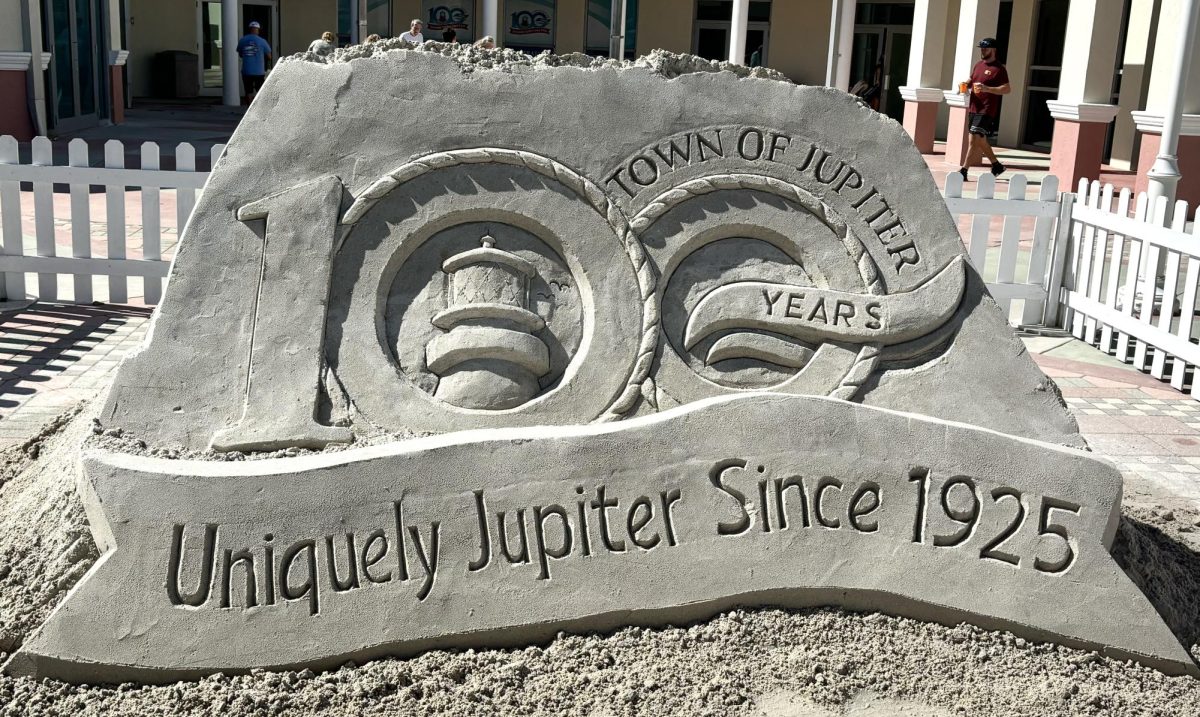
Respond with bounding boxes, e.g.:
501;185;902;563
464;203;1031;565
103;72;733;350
339;148;658;420
628;173;886;402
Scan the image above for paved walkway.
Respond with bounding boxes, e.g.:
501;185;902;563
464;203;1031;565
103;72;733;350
0;303;149;447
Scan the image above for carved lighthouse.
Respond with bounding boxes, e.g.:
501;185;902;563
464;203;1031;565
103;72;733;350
426;235;551;410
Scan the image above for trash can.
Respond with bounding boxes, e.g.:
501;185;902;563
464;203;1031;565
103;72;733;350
153;51;199;99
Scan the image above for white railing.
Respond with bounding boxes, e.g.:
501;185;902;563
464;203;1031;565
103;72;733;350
943;172;1071;327
0;135;220;305
1059;178;1200;396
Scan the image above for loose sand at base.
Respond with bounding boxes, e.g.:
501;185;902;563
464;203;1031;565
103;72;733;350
2;400;1199;716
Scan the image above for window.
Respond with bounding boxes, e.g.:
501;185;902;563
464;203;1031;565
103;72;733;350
585;0;638;57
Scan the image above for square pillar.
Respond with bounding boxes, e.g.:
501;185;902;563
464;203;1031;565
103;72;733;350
901;87;944;153
108;50;129;125
1133;112;1200;206
949;0;999;90
1047;102;1120;187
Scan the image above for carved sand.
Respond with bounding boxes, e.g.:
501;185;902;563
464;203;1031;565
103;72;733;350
3;46;1198;695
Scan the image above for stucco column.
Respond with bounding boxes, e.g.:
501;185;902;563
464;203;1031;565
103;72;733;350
1135;0;1200;205
221;0;239;106
825;0;856;88
943;0;999;166
900;0;951;153
729;0;749;65
482;0;499;43
1044;0;1123;186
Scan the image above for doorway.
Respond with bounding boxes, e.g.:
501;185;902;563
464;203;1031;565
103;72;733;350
1021;0;1068;150
849;27;910;123
197;0;279;97
45;0;105;132
693;0;771;66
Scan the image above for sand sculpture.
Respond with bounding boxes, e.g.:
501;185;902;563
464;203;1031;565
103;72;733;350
4;48;1194;682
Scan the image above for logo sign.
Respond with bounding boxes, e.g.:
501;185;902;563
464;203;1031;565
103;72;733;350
425;2;470;32
505;0;555;47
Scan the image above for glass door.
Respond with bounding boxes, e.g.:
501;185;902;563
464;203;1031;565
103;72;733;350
882;31;910;122
199;1;224;94
46;0;103;131
693;1;772;66
693;21;769;65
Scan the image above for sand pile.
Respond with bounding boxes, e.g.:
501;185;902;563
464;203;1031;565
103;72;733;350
0;400;1199;716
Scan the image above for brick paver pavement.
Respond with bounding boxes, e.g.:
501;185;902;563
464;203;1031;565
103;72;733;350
0;303;150;447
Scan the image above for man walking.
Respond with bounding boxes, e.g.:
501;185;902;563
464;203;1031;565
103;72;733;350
236;21;272;104
958;37;1010;180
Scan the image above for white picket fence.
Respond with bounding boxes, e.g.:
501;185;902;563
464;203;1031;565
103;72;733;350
1058;178;1200;395
0;135;221;305
943;172;1070;327
7;135;1200;394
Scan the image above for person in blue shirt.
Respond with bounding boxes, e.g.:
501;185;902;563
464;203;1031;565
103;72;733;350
236;21;272;103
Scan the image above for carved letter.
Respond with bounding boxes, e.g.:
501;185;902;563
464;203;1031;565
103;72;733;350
167;523;217;608
710;459;752;535
532;505;573;580
738;127;765;161
281;540;319;616
627;497;661;550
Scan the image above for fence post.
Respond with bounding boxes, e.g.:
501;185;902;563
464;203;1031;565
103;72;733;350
68;139;93;304
1042;191;1075;327
0;135;24;302
105;140;128;303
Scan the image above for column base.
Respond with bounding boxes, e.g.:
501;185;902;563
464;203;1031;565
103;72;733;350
0;53;36;141
109;66;125;124
0;70;35;140
1047;103;1119;189
1136;133;1200;207
900;87;943;154
1048;120;1111;189
945;105;970;167
1132;112;1200;206
108;51;129;125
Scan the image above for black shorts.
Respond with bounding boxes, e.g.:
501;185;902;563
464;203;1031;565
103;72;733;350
243;74;265;94
968;113;997;137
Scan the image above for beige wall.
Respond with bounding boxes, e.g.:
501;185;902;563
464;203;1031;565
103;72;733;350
769;0;832;85
636;0;692;56
284;0;335;53
1;2;27;51
128;0;198;97
556;0;586;53
393;0;423;36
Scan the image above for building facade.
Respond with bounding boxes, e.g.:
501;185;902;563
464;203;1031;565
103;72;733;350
0;0;1196;199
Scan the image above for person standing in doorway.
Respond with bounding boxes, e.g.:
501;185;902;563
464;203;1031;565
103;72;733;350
958;37;1010;180
236;21;272;104
400;19;425;44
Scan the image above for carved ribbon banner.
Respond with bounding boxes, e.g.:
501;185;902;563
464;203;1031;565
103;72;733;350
6;394;1195;682
684;257;965;354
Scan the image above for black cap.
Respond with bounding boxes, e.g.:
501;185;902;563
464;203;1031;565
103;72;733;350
978;37;998;48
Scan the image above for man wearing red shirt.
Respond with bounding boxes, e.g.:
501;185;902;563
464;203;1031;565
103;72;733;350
958;37;1011;181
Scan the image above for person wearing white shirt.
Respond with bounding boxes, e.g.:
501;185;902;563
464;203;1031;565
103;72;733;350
399;19;424;44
